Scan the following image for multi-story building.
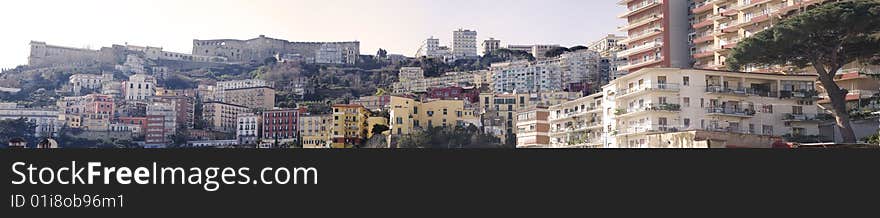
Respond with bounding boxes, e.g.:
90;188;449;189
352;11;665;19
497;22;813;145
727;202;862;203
0;103;62;137
588;34;628;57
480;92;580;144
453;29;478;59
299;115;332;148
398;67;425;83
515;107;551;148
689;0;837;70
546;93;606;148
491;50;602;94
617;0;692;73
221;86;276;110
602;68;820;148
117;117;148;137
153;96;195;129
236;113;261;145
392;70;490;94
817;66;880;111
145;102;177;146
57;94;115;131
203;102;251;133
483;38;501;55
388;96;480;136
261;108;301;148
351;95;392;112
69;73;113;94
426;86;480;103
331;104;370;148
124;74;156;102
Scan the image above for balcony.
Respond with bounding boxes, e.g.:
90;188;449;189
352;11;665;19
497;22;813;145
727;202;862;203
780;90;819;99
693;34;716;44
692;50;715;59
692;19;715;29
616;103;682;117
619;57;663;71
706;107;757;117
617;125;682;136
616;83;681;99
618;41;663;57
619;14;663;32
705;86;750;96
783;113;819;122
621;27;663;44
619;0;662;18
692;3;715;14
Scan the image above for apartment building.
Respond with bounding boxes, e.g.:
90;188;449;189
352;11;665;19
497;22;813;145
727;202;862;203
617;0;692;73
690;0;837;70
547;93;606;148
392;70;489;94
588;34;628;57
818;66;880;111
69;73;113;94
57;94;115;131
0;103;62;138
398;67;425;83
491;50;603;94
124;74;156;101
222;86;276;110
203;102;251;133
507;44;563;59
589;34;630;82
480;92;580;144
261;108;300;148
515;107;551;148
601;68;820;148
388;96;479;136
453;29;478;59
236;113;261;145
351;95;392;112
299;115;332;148
153;95;195;129
146;102;177;146
331;104;370;148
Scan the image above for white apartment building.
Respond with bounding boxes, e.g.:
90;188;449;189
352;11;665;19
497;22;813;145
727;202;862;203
425;37;441;58
124;74;156;101
0;103;62;138
547;93;606;148
601;68;820;148
236;113;261;145
393;70;490;94
453;29;478;59
491;51;603;94
69;73;113;94
588;34;627;57
213;79;273;102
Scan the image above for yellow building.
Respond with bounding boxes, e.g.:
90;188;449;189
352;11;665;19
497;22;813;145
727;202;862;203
366;117;390;138
388;96;479;136
331;104;370;148
299;115;332;148
478;92;580;144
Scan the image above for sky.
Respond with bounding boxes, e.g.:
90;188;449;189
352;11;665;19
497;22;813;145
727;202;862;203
0;0;624;69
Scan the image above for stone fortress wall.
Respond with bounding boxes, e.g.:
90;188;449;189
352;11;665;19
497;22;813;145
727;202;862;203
28;41;227;68
192;35;360;65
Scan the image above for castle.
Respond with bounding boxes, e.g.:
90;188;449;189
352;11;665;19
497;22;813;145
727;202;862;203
192;35;360;65
27;35;360;68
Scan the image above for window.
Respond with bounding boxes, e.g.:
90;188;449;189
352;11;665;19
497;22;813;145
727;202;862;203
683;97;691;107
763;125;774;135
684;119;691;128
683;76;690;86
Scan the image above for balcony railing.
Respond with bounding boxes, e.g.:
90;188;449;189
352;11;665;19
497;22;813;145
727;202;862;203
617;103;682;116
617;125;682;135
783;113;818;122
618;41;663;57
706;107;757;117
780;90;819;99
617;83;681;97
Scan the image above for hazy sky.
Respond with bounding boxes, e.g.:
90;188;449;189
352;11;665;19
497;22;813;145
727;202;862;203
0;0;624;69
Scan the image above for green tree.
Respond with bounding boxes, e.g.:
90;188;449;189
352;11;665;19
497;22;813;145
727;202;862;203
726;0;880;143
544;47;571;58
0;118;37;147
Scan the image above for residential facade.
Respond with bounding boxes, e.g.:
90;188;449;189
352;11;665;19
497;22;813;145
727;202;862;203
236;113;261;145
124;74;156;101
483;38;501;55
515;107;551;148
203;102;251;133
617;0;692;73
261;108;300;148
602;68;820;148
299;115;332;148
388;96;479;136
452;29;478;59
331;104;370;148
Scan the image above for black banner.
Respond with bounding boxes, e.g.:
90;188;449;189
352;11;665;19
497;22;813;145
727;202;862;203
2;149;879;216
